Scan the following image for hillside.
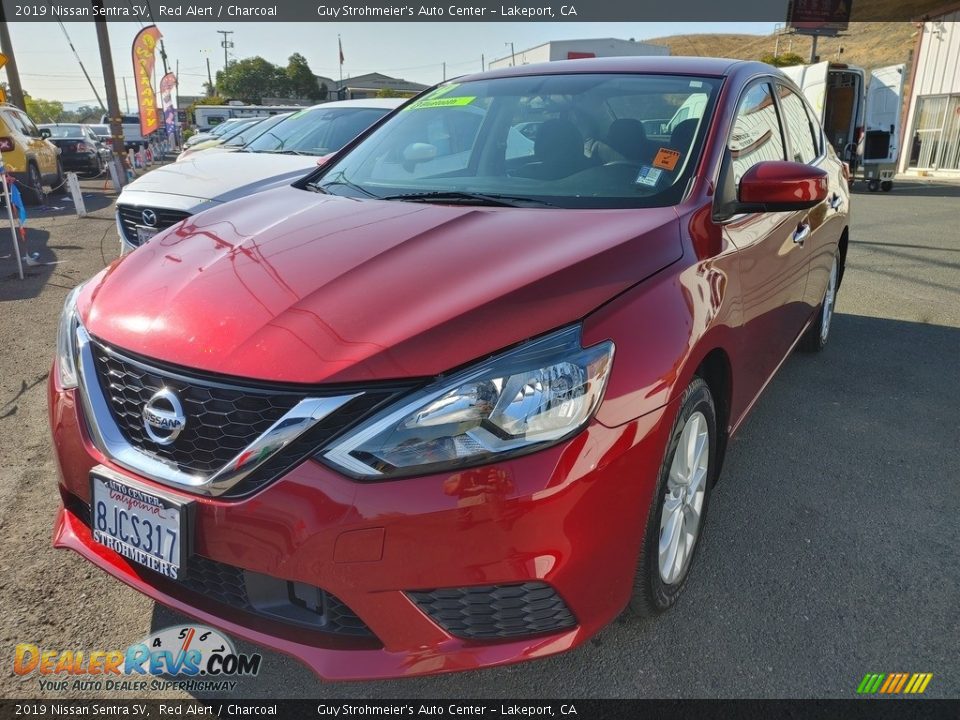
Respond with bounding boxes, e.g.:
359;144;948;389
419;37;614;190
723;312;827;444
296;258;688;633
647;22;917;71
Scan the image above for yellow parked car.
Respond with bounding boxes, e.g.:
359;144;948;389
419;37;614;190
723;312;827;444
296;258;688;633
0;103;62;204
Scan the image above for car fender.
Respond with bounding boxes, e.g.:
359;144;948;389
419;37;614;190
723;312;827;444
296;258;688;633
583;227;741;429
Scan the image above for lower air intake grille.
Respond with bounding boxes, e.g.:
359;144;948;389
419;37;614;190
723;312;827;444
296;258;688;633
408;582;576;640
178;556;375;638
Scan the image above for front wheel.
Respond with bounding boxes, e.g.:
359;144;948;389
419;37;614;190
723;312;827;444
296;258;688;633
630;377;716;617
800;251;840;353
880;180;893;192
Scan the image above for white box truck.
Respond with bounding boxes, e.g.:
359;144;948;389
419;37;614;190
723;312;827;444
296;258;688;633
782;61;905;192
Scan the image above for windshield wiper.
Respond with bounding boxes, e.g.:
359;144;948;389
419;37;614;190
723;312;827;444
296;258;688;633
310;173;379;199
379;191;555;208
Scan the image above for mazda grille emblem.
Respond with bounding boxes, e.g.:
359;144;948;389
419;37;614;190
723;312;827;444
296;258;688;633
142;388;186;445
141;208;158;227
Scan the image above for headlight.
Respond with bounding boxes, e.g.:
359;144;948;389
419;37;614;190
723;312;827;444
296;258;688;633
322;326;614;479
56;284;83;389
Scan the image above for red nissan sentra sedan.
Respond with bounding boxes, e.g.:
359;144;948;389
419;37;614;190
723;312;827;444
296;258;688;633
50;58;848;680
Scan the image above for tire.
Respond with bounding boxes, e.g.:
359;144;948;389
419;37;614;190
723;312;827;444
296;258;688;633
629;377;716;617
54;158;65;190
880;181;893;192
22;162;46;206
799;250;840;353
867;179;880;192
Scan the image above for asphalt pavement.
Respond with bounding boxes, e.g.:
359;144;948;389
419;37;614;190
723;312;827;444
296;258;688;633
0;175;957;699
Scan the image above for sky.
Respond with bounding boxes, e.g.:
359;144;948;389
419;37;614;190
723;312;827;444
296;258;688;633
2;21;778;108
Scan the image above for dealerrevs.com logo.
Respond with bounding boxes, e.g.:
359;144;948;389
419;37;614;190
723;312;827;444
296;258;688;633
14;625;262;693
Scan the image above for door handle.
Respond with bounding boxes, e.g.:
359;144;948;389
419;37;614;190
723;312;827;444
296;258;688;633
793;222;811;245
829;193;843;211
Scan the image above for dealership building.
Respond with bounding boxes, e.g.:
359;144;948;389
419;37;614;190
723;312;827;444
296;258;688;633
488;37;669;70
899;10;960;177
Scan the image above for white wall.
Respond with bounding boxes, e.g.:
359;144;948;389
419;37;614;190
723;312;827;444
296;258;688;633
899;17;960;174
489;38;668;70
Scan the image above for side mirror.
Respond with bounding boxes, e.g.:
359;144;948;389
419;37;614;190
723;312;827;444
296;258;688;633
737;160;829;212
39;128;51;139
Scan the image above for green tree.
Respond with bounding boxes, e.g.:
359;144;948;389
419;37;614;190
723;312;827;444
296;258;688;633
215;56;290;103
23;95;65;122
760;52;807;68
286;53;322;101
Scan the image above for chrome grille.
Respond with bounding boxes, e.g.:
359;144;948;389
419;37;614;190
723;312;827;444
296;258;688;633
92;342;301;476
86;339;414;496
116;204;190;247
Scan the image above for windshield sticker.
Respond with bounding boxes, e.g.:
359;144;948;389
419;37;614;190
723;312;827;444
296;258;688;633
635;166;662;186
653;147;681;171
408;96;476;110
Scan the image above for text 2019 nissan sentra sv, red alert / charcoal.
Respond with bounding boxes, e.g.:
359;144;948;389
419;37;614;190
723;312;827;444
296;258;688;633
49;58;849;680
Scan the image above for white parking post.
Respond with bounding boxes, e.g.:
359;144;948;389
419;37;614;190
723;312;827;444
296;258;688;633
0;151;24;280
108;158;124;191
66;172;87;218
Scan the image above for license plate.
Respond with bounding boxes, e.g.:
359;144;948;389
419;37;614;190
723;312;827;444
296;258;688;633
90;471;188;580
135;225;159;244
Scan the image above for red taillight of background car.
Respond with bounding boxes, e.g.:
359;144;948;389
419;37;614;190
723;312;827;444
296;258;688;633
0;137;14;152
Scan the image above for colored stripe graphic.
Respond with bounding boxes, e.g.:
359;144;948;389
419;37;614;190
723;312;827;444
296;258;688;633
857;673;932;694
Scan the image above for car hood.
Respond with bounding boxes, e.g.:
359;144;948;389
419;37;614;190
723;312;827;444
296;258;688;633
82;186;681;384
121;152;317;203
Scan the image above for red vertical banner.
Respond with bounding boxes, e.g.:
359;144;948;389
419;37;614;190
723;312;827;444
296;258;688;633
132;25;162;138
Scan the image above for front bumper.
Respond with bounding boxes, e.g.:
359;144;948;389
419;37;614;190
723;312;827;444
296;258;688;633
49;370;674;680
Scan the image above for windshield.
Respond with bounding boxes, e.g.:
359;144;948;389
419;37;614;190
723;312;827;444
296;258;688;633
216;118;262;141
244;106;392;156
224;113;291;147
44;124;84;138
311;73;721;208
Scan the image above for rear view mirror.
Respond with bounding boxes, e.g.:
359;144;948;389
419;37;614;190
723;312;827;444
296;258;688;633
736;160;828;213
39;128;51;139
402;143;438;164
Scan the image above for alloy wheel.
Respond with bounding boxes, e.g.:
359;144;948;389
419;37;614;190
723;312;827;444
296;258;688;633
658;410;709;585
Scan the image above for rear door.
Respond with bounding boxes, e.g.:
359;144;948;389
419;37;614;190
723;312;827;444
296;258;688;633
12;109;58;177
863;64;906;164
781;61;830;125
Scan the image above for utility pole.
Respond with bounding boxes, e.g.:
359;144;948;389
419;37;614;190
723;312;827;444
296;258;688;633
217;30;233;75
206;56;214;96
506;42;516;67
0;7;26;110
122;77;130;114
92;0;126;159
481;53;485;72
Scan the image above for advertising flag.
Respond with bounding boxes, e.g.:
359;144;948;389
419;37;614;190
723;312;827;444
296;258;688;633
132;25;162;138
160;72;178;138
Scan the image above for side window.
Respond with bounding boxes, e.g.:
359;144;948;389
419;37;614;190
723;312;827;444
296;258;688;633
778;85;819;164
17;111;40;137
3;110;30;137
728;82;785;183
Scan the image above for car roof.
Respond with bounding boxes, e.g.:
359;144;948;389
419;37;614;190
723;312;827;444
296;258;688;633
455;56;763;82
302;98;407;111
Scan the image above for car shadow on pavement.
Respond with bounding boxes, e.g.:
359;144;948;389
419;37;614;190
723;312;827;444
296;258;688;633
150;312;960;699
0;227;60;300
26;185;117;219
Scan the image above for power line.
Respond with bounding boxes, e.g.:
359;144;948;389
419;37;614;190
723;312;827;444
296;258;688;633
56;20;106;111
